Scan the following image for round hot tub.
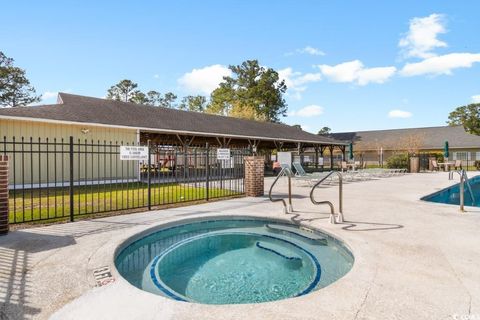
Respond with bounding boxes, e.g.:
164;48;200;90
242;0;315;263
115;218;353;304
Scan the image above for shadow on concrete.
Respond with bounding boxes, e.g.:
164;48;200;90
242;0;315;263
273;193;308;199
0;231;77;320
35;220;148;238
288;213;330;224
340;220;404;232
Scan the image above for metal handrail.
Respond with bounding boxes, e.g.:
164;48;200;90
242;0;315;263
309;171;344;224
268;167;293;214
450;169;475;212
463;171;475;206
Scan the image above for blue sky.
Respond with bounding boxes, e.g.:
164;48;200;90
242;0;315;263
2;1;480;133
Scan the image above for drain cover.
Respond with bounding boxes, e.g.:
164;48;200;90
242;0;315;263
93;266;115;287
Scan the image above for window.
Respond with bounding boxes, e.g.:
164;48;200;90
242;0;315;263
453;152;469;161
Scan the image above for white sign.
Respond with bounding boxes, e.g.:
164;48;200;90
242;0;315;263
120;146;148;161
217;148;231;160
277;151;292;169
318;157;324;165
221;157;235;169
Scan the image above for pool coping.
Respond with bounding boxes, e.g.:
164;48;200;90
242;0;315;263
109;214;357;301
36;172;480;319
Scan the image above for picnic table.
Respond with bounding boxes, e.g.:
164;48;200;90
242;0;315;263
438;162;455;171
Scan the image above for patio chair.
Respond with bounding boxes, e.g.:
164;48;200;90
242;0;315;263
291;162;332;186
454;160;462;170
292;162;308;176
431;160;440;172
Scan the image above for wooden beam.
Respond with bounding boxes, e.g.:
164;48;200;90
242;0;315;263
329;145;334;170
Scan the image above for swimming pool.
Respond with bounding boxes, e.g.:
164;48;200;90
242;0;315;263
421;174;480;207
115;218;353;304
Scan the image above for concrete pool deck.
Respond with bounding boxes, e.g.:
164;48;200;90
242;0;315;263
1;172;479;320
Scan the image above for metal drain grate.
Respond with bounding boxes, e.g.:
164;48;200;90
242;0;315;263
93;266;115;287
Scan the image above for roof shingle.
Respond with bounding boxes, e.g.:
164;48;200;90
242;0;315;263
0;93;345;145
330;126;480;150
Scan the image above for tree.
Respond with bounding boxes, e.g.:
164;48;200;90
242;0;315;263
179;95;207;112
207;60;287;122
158;92;177;108
317;127;331;135
129;91;149;105
0;51;40;107
292;124;302;130
448;103;480;135
146;91;162;106
106;79;139;102
106;81;179;108
393;133;426;155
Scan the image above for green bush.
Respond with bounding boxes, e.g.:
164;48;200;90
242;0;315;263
433;152;444;163
386;153;409;169
475;161;480;170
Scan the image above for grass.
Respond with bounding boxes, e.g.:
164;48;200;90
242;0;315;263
8;182;241;224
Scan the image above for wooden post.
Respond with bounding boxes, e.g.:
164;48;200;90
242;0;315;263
329;146;334;170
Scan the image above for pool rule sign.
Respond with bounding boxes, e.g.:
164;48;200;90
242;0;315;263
120;146;149;161
217;148;231;160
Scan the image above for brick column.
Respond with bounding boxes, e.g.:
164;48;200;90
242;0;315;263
244;156;264;197
0;155;8;235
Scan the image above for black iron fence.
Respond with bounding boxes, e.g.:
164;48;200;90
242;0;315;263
418;152;478;171
1;136;249;224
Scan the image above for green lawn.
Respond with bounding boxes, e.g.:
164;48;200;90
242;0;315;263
9;182;241;224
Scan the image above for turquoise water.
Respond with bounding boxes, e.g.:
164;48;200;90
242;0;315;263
422;175;480;207
115;219;353;304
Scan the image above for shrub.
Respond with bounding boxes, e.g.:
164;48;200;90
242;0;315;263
386;153;409;169
475;161;480;170
433;153;444;163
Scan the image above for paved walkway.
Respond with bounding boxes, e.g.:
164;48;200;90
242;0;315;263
0;172;479;319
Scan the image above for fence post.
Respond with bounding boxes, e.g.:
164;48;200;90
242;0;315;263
205;142;210;201
0;155;9;235
147;140;151;210
69;136;74;222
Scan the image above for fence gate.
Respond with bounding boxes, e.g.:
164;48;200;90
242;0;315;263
1;136;250;224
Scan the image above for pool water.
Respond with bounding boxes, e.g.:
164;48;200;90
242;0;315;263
422;175;480;207
115;219;353;304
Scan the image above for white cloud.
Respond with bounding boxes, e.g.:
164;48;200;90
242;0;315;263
286;46;325;57
400;53;480;76
356;66;397;86
278;67;322;100
289;105;324;117
399;13;447;59
42;91;58;100
472;95;480;103
178;64;231;95
301;124;311;131
295;72;322;85
388;109;412;118
153;74;160;79
298;46;325;56
319;60;360;82
318;60;396;85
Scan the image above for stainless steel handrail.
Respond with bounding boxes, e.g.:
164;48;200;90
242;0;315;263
452;169;474;212
268;167;293;214
309;171;344;224
463;171;475;206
